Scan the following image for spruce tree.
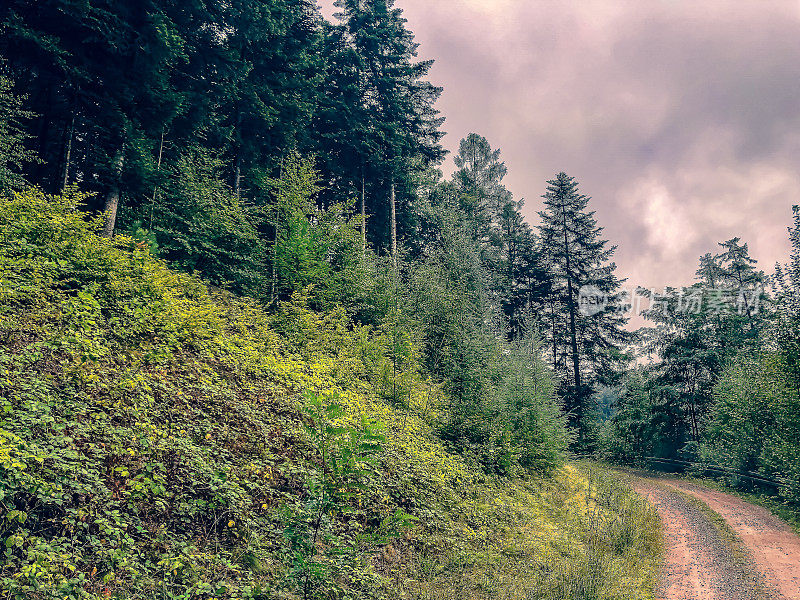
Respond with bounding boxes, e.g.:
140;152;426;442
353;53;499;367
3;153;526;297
331;0;445;257
0;0;193;233
453;133;512;231
498;198;552;339
537;173;629;438
450;134;551;336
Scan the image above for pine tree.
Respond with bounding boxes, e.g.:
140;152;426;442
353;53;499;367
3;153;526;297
218;0;322;199
497;198;552;339
453;133;512;231
331;0;445;257
0;0;193;233
537;173;629;438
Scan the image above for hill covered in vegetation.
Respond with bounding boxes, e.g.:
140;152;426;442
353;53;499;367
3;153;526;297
0;188;660;599
7;1;799;596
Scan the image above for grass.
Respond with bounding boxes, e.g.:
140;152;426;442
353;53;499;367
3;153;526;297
525;463;663;600
390;463;663;600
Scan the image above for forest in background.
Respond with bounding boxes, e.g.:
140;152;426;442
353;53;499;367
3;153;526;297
2;0;800;497
0;0;634;465
0;0;799;597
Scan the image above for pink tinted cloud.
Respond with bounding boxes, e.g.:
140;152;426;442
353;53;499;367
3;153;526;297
318;0;799;290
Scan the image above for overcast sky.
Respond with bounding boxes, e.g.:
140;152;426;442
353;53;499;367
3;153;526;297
319;0;799;290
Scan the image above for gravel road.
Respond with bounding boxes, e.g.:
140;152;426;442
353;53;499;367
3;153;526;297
664;480;800;600
634;478;762;600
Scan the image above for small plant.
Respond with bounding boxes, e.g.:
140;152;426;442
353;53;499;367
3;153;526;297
282;390;414;599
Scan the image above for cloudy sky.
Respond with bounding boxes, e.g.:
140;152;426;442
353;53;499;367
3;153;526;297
319;0;799;291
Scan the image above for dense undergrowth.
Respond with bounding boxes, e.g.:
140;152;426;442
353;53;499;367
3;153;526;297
0;189;661;599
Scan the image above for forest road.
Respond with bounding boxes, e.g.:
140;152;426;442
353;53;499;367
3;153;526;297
633;477;800;600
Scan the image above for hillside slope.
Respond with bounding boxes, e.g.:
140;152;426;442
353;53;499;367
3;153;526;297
0;188;660;599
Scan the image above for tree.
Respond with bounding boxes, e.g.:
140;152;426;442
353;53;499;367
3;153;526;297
452;133;511;232
217;0;322;199
537;173;629;439
0;76;39;193
635;238;768;454
153;147;264;294
331;0;445;258
0;0;193;234
261;154;363;308
700;209;800;502
497;198;552;339
774;205;800;387
407;180;563;473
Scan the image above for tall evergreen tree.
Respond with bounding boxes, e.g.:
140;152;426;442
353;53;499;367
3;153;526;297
449;133;552;338
217;0;322;199
498;198;552;339
537;173;629;438
453;133;512;231
331;0;445;257
0;0;201;235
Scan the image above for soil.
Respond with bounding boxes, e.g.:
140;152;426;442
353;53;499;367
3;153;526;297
634;479;761;600
634;476;800;600
664;480;800;600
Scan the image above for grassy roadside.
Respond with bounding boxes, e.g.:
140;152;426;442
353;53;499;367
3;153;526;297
599;462;800;537
522;462;664;600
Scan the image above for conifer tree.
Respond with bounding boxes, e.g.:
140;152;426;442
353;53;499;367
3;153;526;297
453;133;512;231
537;173;628;438
637;239;767;449
0;0;193;233
447;135;553;340
331;0;445;256
498;198;552;339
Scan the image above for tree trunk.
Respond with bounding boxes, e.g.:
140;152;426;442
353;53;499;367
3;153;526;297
233;107;243;199
390;179;397;268
102;187;120;239
551;300;558;369
35;83;56;186
270;221;278;304
61;112;75;192
270;157;286;304
361;166;366;255
102;147;125;238
561;204;582;433
149;128;165;229
234;153;242;200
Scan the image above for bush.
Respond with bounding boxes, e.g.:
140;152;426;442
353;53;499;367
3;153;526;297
703;351;800;503
0;187;654;599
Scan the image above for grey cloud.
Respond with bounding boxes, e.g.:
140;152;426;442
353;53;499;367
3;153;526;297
320;0;799;291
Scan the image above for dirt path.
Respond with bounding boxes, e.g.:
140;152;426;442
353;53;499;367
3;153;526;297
634;479;761;600
663;480;800;600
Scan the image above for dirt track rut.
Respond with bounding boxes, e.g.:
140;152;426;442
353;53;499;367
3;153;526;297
635;476;800;600
634;479;761;600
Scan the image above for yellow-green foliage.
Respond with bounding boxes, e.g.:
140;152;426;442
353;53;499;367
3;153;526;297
0;188;660;599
